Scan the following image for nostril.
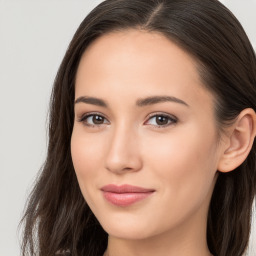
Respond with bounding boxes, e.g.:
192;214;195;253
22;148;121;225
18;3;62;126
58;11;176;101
104;128;143;173
105;154;143;174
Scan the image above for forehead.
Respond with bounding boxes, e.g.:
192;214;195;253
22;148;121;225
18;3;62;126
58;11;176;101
77;29;200;81
75;29;214;110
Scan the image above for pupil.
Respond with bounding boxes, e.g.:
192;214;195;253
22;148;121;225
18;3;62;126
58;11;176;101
93;115;103;124
156;116;168;125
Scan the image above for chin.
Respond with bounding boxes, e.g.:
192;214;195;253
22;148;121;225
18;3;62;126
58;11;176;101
97;214;161;240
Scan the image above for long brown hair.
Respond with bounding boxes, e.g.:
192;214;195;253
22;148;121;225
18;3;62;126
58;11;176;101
21;0;256;255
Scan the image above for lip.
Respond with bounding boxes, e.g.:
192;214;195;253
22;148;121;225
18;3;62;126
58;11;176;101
101;184;155;207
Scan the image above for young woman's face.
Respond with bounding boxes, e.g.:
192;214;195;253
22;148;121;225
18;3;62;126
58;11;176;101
71;29;222;240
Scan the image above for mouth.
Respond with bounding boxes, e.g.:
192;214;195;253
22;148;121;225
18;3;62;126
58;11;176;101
100;184;155;207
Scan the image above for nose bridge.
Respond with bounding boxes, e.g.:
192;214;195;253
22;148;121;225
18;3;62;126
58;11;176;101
105;120;142;173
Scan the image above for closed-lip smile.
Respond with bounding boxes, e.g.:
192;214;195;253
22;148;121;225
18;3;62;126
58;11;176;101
100;184;155;207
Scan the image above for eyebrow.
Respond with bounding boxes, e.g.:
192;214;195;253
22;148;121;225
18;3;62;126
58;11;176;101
75;96;107;107
136;96;189;107
74;95;189;107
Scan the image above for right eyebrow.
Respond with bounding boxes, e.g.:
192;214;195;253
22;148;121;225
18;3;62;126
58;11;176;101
74;96;108;108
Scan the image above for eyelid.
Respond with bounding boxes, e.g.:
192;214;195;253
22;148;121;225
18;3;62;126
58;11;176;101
77;112;110;127
144;112;178;128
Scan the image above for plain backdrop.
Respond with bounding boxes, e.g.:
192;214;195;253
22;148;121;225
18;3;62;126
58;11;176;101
0;1;255;255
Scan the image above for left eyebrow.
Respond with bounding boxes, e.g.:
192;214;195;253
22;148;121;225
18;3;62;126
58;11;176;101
136;96;189;107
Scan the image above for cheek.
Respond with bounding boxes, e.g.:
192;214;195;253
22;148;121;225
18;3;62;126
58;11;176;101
144;124;218;204
70;128;105;189
70;127;110;213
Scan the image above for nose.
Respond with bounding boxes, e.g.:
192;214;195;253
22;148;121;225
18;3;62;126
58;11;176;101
105;124;143;174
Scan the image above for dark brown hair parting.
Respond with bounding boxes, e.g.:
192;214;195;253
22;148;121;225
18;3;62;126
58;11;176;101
20;0;256;256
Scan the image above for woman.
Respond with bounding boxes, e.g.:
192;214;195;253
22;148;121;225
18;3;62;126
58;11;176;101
21;0;256;255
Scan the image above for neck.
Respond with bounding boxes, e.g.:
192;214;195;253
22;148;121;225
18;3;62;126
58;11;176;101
104;237;212;256
103;210;212;256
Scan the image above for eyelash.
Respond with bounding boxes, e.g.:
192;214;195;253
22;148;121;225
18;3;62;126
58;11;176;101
77;112;178;129
77;112;109;128
146;112;178;128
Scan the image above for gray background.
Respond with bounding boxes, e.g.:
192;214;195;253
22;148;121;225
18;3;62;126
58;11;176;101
0;1;255;255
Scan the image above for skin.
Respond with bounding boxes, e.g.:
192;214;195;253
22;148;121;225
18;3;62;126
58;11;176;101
71;29;227;256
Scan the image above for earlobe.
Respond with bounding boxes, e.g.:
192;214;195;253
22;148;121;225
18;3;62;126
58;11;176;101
218;108;256;173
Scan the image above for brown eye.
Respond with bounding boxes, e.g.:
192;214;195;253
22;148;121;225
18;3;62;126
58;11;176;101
156;115;169;125
79;113;109;127
145;114;177;128
93;115;104;124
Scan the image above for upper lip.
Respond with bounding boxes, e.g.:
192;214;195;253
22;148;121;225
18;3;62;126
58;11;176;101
101;184;155;193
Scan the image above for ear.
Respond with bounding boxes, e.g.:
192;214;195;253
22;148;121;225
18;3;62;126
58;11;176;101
218;108;256;173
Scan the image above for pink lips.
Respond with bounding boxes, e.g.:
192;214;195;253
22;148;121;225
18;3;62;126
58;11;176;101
101;184;155;207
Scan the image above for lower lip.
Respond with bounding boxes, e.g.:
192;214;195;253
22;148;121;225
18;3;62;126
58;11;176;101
102;191;154;207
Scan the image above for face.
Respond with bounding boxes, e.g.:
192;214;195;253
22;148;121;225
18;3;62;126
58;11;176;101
71;29;222;240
